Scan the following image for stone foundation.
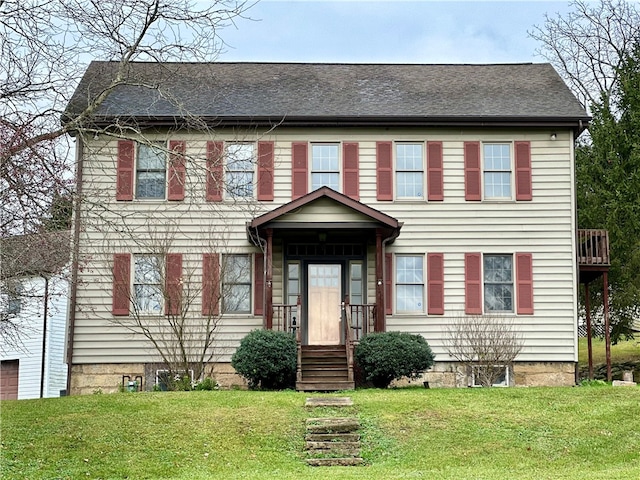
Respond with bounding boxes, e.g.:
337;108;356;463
390;361;576;388
70;362;247;395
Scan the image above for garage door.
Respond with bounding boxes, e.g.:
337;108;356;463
0;360;19;400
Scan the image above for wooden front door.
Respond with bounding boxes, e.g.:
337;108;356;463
307;264;341;345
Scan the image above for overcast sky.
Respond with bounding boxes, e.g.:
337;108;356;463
216;0;573;64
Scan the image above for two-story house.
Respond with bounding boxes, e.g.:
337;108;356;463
64;62;592;393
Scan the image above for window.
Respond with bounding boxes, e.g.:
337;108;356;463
226;143;255;198
155;369;194;391
222;254;251;313
349;262;364;305
483;144;511;199
3;280;23;315
396;143;424;199
395;255;424;312
311;143;339;191
133;255;163;315
484;255;513;312
472;365;509;387
286;262;300;306
136;143;166;199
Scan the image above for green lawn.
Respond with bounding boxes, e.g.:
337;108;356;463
578;337;640;365
2;387;639;479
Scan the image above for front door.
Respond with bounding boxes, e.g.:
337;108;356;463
307;264;341;345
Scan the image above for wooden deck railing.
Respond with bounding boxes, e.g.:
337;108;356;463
577;229;610;266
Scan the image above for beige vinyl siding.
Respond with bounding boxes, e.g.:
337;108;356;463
73;128;577;365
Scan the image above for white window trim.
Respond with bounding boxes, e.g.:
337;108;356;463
394;254;425;314
393;141;426;201
482;253;515;314
135;141;168;201
482;142;514;201
471;365;510;387
310;142;341;192
155;369;195;390
132;254;164;316
224;142;256;200
221;254;252;315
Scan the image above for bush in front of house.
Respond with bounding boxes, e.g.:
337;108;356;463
354;331;435;388
231;329;297;390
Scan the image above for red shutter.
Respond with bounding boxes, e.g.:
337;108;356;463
516;253;534;314
343;142;360;200
515;141;532;201
165;254;182;315
376;141;393;201
257;141;274;201
291;142;308;199
112;253;131;315
427;141;444;201
202;253;220;316
116;140;134;201
168;140;186;201
465;253;482;314
427;253;445;315
254;253;265;315
385;252;393;315
464;141;481;201
206;141;224;201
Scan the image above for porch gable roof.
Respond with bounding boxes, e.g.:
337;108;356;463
248;187;402;233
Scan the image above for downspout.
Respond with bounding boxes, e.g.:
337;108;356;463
65;134;84;395
40;276;50;398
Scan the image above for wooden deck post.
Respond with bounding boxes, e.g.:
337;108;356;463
585;282;594;380
603;271;612;382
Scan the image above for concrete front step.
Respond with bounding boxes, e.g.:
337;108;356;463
306;441;361;456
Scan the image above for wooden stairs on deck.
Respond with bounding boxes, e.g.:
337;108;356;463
296;345;355;391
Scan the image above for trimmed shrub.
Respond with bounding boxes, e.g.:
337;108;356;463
354;331;435;388
231;329;297;390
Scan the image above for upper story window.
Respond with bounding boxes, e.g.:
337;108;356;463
396;143;424;199
483;144;512;199
136;143;167;199
133;255;163;315
226;143;255;198
311;143;340;191
483;254;513;312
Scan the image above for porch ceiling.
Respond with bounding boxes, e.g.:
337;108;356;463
247;187;402;243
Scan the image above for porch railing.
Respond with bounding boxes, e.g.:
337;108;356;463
342;299;355;384
272;304;299;334
347;303;376;342
577;229;610;266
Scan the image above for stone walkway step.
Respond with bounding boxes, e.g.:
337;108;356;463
304;396;363;467
306;457;365;467
305;396;354;407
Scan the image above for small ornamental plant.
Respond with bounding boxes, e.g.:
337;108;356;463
354;331;435;388
231;329;297;390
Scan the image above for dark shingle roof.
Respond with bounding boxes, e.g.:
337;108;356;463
66;62;589;128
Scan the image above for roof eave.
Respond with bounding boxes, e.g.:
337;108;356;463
82;114;591;134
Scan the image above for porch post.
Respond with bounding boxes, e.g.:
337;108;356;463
375;230;385;332
265;228;274;330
